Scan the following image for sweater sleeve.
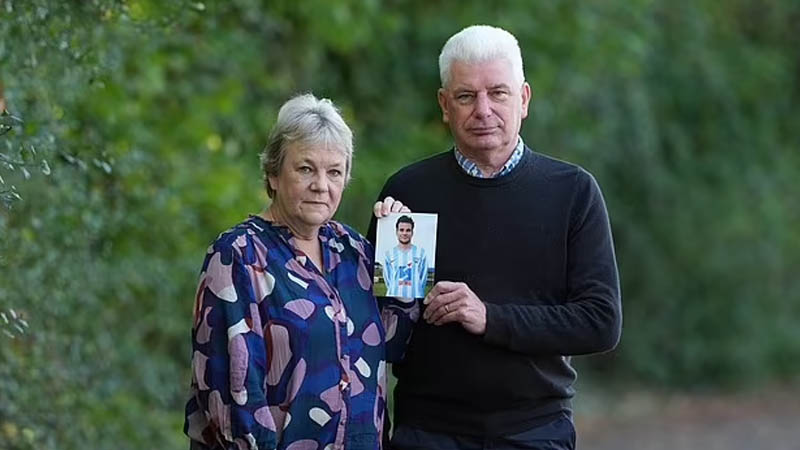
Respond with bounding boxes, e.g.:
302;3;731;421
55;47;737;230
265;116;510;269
482;173;622;356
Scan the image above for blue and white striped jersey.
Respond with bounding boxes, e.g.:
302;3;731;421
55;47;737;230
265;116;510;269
384;244;428;298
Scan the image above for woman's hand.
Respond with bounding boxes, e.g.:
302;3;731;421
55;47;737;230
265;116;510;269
373;196;411;218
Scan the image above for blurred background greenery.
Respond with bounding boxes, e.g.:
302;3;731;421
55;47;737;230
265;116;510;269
1;0;798;448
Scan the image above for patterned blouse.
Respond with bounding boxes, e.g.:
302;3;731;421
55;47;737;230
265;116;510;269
184;216;417;450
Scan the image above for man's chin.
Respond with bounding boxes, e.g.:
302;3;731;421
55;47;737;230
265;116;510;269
460;137;504;152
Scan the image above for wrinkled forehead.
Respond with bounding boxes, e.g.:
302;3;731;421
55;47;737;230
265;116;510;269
285;140;348;165
445;58;519;88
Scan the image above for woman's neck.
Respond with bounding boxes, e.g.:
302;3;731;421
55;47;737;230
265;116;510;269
261;205;324;273
263;204;319;241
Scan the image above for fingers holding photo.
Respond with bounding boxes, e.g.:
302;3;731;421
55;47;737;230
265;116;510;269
373;196;411;218
422;285;460;322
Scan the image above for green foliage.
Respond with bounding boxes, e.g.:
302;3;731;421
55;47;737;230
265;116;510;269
1;0;799;448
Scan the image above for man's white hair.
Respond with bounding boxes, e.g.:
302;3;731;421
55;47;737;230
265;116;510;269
438;25;525;88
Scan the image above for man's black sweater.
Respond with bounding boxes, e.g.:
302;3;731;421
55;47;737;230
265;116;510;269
367;147;621;437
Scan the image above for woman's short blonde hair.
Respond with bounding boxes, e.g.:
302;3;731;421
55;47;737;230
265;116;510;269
260;93;353;198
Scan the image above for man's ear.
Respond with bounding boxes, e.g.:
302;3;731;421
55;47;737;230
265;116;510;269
438;88;450;123
520;82;532;119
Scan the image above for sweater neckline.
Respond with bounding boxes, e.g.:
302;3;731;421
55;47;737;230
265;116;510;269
448;146;536;187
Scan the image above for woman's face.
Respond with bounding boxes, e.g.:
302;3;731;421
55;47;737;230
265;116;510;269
269;142;348;230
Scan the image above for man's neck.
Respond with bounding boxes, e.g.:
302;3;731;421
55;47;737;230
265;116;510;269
397;243;413;251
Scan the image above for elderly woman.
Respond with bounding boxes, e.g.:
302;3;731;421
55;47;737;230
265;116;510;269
184;94;415;450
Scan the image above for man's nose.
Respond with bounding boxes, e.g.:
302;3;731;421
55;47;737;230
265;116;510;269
473;92;492;119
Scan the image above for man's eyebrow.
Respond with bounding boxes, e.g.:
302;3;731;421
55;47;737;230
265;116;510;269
488;83;512;90
451;84;511;92
449;84;476;91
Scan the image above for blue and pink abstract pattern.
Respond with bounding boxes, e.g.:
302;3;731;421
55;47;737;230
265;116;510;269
185;215;417;450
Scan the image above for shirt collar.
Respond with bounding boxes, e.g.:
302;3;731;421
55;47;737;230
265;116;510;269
453;137;525;178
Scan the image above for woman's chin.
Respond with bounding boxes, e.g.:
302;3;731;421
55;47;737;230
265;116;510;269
299;211;333;227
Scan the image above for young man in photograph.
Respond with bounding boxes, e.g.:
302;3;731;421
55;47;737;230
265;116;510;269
383;215;428;298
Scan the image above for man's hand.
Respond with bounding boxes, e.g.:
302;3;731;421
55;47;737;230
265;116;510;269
422;281;486;335
373;196;410;218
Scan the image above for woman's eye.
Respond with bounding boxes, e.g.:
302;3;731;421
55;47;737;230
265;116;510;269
298;166;312;174
329;169;343;178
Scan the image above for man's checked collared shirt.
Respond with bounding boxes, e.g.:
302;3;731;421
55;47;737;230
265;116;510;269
453;137;525;178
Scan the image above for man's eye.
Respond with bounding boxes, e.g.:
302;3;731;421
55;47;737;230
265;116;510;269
456;93;474;102
491;90;510;99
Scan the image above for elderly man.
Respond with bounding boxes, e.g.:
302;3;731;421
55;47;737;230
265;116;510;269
368;25;621;450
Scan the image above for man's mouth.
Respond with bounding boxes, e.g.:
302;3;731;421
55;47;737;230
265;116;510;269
469;127;497;135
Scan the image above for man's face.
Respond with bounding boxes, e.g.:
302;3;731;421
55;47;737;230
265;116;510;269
396;222;413;245
437;58;531;158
